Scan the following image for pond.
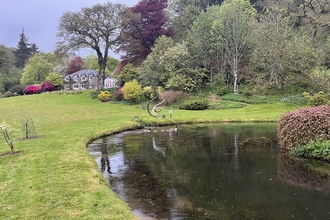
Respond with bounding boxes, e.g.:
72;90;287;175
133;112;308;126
87;123;330;220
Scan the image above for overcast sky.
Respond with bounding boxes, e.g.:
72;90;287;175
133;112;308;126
0;0;139;57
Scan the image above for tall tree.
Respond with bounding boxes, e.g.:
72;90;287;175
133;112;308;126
212;0;256;94
188;5;226;83
66;57;85;75
20;54;53;85
14;29;38;69
56;2;126;90
249;9;315;92
292;0;330;47
119;0;173;65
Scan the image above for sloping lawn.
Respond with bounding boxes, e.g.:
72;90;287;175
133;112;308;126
0;91;302;219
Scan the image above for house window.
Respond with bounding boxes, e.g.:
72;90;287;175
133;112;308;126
81;76;86;81
73;84;79;89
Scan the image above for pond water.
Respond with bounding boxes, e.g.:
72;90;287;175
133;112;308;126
87;123;330;220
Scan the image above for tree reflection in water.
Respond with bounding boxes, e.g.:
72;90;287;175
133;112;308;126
88;123;330;220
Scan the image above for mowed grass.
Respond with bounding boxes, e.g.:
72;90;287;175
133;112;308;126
0;91;302;219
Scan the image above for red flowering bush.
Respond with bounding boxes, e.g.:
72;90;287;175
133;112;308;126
277;105;330;149
113;87;124;101
41;82;55;92
24;85;40;95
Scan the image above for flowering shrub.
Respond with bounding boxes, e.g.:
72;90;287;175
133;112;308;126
24;85;40;95
41;82;55;92
277;105;330;149
98;91;111;102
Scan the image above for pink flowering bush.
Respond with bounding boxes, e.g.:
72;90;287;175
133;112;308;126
24;85;40;95
277;105;330;149
41;81;55;92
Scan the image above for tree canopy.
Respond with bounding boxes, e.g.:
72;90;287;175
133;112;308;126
119;0;173;65
56;2;126;90
20;54;53;86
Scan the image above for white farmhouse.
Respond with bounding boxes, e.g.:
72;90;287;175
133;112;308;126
63;70;118;90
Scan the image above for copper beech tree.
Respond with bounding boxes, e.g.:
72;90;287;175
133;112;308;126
56;2;127;90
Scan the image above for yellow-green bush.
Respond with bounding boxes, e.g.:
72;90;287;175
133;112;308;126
98;91;111;102
122;80;143;102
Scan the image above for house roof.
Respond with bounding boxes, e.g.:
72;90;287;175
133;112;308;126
64;69;98;79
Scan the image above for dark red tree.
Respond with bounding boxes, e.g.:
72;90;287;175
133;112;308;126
66;57;85;75
119;0;173;65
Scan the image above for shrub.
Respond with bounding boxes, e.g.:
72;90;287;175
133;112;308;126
113;89;124;101
159;90;185;106
302;91;328;106
277;105;330;149
142;86;155;100
41;82;55;92
98;91;111;102
3;91;12;97
122;80;143;102
9;85;26;95
24;85;40;95
290;141;330;162
90;90;101;99
0;92;2;98
179;99;209;110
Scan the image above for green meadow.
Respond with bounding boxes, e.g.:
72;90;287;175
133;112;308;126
0;91;302;219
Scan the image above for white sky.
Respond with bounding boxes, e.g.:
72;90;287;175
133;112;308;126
0;0;139;57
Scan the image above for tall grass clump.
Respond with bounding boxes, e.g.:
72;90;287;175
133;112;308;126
277;105;330;149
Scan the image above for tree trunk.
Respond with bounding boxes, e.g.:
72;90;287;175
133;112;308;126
233;58;238;95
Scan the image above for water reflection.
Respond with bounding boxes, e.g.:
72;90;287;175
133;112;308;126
87;123;330;220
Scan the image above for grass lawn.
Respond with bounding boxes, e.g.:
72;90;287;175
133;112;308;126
0;91;303;219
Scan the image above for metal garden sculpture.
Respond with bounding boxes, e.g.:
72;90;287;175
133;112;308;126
147;96;165;118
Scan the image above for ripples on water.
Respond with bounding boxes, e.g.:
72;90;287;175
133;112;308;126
87;123;330;220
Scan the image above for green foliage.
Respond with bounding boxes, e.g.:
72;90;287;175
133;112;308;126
118;63;138;83
98;91;111;102
302;91;328;106
179;99;209;110
3;91;12;97
9;85;25;95
0;122;18;154
277;105;330;149
142;86;155;100
46;73;64;89
21;54;53;85
122;80;143;102
290;141;330;162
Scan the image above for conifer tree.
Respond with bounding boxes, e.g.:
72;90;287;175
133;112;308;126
14;28;38;69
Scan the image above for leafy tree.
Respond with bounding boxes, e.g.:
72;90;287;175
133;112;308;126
56;2;126;90
118;63;138;84
212;0;256;94
168;0;205;42
119;0;173;65
292;0;330;47
46;73;64;90
249;9;315;92
188;5;226;83
122;80;143;102
14;28;38;69
0;45;16;74
21;54;53;85
66;57;85;75
139;36;175;88
84;54;119;74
